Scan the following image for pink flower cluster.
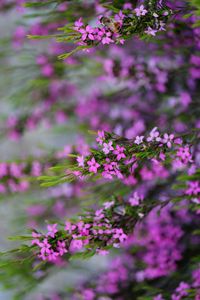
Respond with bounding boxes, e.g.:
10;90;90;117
0;160;44;194
74;18;117;46
32;202;128;262
0;162;30;194
185;181;200;204
75;129;191;184
131;208;183;280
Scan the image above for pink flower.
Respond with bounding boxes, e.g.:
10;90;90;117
162;133;174;148
175;282;190;297
95;209;104;221
87;157;100;173
101;32;114;45
145;27;157;36
96;130;105;145
134;135;144;145
135;5;148;17
113;145;126;160
74;18;84;30
114;10;125;25
159;152;166;161
57;241;67;256
10;163;22;178
40;238;51;255
129;192;143;206
123;3;133;10
0;162;7;178
79;25;95;41
41;64;54;77
65;221;76;234
70;239;83;251
147;127;161;142
185;181;200;196
47;224;58;238
97;249;109;256
176;146;193;164
82;289;95;300
113;228;127;243
102;141;114;154
103;201;114;209
77;155;84;167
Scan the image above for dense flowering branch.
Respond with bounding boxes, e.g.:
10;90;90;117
29;1;175;58
32;128;200;264
39;127;198;187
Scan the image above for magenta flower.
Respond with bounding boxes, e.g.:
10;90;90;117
57;241;67;256
129;192;143;206
97;249;109;256
101;32;114;45
162;133;174;148
174;282;190;298
74;18;84;30
135;5;148;17
185;181;200;196
134;135;144;145
102;141;114;154
47;223;58;238
87;157;100;173
103;201;114;209
114;10;125;24
39;238;51;255
0;162;7;178
145;27;158;36
113;145;126;160
70;239;83;251
113;228;127;243
77;155;85;167
96;130;105;145
79;25;95;41
147;127;161;142
176;146;193;164
65;221;76;234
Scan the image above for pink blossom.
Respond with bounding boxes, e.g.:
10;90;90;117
77;155;85;167
123;3;133;10
96;130;105;145
79;25;95;41
147;127;161;142
47;224;58;238
129;192;143;206
87;157;100;173
103;201;114;209
65;221;76;234
185;181;200;196
145;27;158;36
176;146;193;164
162;133;174;148
113;228;127;243
113;145;126;160
0;162;7;178
102;141;114;154
74;18;84;30
135;5;148;17
57;241;67;256
134;135;144;145
70;239;83;251
97;249;109;256
114;10;125;24
101;32;114;45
